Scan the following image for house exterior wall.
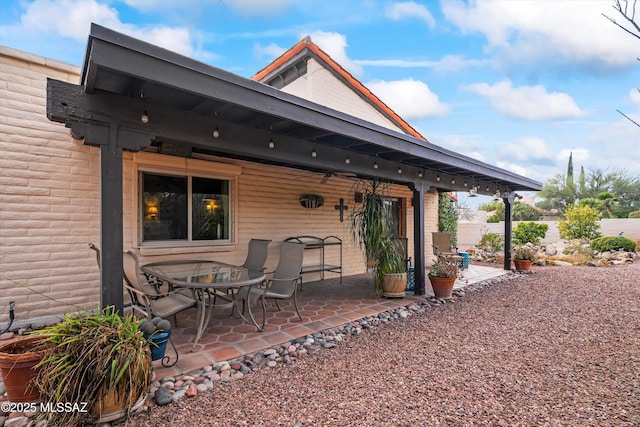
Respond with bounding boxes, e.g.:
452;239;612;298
0;47;438;323
280;58;405;134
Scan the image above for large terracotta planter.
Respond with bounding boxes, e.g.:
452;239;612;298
0;335;43;402
513;259;532;271
429;276;456;299
382;272;407;298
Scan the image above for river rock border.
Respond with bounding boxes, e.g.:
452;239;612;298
0;272;520;427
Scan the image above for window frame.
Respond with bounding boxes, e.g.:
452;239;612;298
133;152;241;249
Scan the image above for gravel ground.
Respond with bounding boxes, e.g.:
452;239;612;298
124;263;640;426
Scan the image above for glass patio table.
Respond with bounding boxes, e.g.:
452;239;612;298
141;260;266;350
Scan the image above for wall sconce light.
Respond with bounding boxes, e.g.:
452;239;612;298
212;127;220;138
147;206;158;219
268;139;275;149
345;156;351;165
311;149;317;158
140;110;149;124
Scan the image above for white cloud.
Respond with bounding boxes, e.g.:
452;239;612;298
254;42;286;59
500;137;553;162
463;79;586;121
354;55;486;72
307;31;363;76
18;0;197;56
442;0;638;70
386;1;436;28
367;78;450;119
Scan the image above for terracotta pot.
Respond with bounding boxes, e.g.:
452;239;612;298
514;259;532;271
0;335;43;403
382;272;407;298
90;389;146;423
429;275;456;299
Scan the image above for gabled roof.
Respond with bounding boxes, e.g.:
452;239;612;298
252;36;427;142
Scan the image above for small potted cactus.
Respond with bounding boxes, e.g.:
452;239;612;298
138;317;175;366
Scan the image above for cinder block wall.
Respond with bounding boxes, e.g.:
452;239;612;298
1;47;440;323
0;47;101;321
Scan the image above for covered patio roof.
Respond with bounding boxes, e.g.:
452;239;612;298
46;24;541;309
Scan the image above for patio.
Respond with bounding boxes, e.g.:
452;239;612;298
152;264;508;379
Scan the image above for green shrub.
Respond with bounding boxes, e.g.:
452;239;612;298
590;236;637;252
513;222;548;244
629;210;640;219
477;233;504;252
487;214;500;223
558;205;602;240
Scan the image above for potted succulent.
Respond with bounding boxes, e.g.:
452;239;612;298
30;306;152;425
428;257;459;299
374;237;407;298
513;245;536;271
138;317;176;367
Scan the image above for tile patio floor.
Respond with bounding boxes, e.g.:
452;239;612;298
152;264;508;379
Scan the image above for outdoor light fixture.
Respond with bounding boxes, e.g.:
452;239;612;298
212;127;220;138
140;92;149;124
464;181;468;187
451;178;456;184
397;166;402;174
373;161;379;169
311;149;317;158
268;139;275;149
436;174;441;182
345;157;351;165
418;170;423;178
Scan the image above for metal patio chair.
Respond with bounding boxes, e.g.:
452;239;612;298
236;241;305;331
431;232;464;268
122;250;197;323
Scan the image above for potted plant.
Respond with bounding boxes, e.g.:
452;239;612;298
349;180;400;295
0;335;45;403
428;257;458;299
30;306;152;425
375;237;407;298
349;180;387;270
513;245;536;271
138;317;176;367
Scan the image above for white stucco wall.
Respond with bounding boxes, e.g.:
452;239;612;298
280;58;405;134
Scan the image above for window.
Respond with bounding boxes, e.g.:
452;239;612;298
141;172;231;244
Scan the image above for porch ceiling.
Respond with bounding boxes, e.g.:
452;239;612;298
79;24;541;194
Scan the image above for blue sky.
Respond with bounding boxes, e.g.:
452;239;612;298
1;0;639;207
